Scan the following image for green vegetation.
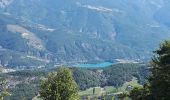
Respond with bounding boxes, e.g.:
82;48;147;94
104;86;117;93
32;96;42;100
1;69;48;100
0;80;10;100
0;69;10;100
0;63;148;100
129;40;170;100
118;77;142;92
79;87;102;96
129;83;150;100
150;40;170;99
39;67;80;100
79;78;142;97
73;63;149;90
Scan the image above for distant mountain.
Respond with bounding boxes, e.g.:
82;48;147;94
0;0;170;69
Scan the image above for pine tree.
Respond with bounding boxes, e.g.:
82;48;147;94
150;40;170;100
39;67;80;100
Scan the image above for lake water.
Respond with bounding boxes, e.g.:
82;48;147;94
75;62;113;68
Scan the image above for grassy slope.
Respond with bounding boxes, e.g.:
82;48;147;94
79;77;142;97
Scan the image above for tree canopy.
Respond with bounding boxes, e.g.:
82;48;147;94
130;40;170;100
39;67;80;100
150;40;170;99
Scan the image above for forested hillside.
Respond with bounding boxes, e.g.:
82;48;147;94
0;63;149;100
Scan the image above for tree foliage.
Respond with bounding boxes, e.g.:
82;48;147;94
0;68;10;100
130;40;170;100
129;83;151;100
73;63;149;90
149;40;170;100
39;67;80;100
0;80;10;100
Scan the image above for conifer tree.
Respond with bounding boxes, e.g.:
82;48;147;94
150;40;170;99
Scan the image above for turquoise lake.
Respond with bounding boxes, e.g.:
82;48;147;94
75;62;113;68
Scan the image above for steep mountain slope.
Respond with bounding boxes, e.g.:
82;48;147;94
0;0;170;69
